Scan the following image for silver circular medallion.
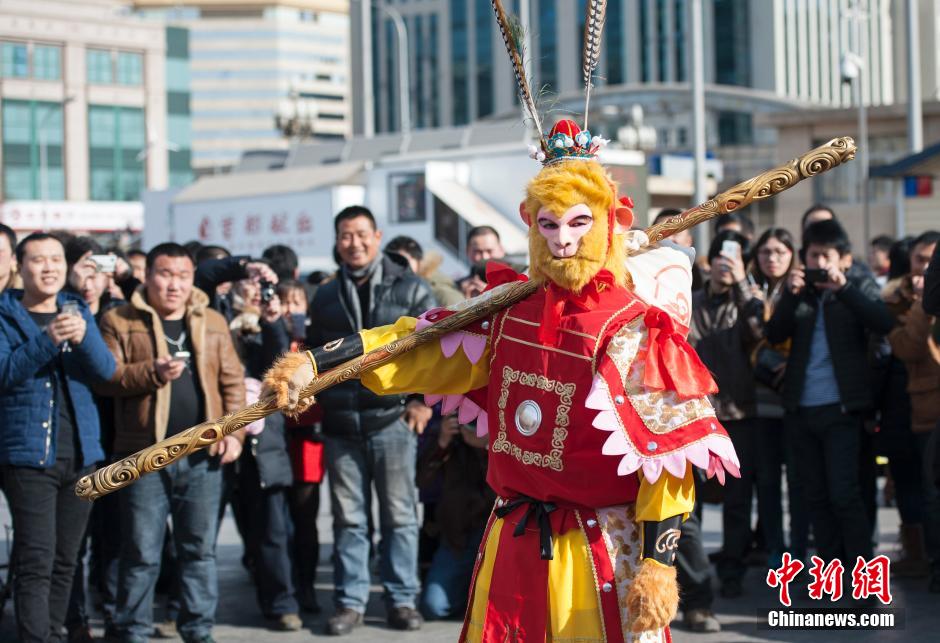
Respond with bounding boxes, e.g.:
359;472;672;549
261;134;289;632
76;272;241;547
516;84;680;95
514;400;542;437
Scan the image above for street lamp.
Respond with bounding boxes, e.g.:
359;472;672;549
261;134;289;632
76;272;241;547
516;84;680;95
352;1;411;135
842;1;870;245
381;4;410;134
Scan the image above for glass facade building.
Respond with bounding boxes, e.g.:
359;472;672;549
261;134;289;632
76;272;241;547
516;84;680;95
166;27;193;188
451;0;469;126
88;106;146;201
2;100;64;200
2;42;61;81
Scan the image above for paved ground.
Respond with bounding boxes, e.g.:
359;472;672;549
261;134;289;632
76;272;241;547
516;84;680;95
0;483;936;642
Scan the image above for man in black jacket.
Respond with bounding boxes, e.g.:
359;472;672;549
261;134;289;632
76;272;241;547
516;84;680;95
308;206;436;635
766;220;894;572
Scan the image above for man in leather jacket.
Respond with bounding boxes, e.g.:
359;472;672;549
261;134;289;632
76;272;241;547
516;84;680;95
308;206;436;635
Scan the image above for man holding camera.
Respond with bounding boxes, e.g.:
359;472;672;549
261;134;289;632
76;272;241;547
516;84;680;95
97;243;245;643
766;219;894;575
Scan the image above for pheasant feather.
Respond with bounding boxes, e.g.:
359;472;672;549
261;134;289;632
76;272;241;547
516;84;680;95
491;0;546;147
581;0;607;130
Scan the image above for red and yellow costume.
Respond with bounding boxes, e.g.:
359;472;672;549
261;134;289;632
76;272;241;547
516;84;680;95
266;110;740;640
350;252;738;641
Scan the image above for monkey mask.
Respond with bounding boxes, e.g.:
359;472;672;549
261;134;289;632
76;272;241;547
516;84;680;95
520;121;635;295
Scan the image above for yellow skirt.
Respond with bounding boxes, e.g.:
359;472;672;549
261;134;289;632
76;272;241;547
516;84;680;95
461;503;670;643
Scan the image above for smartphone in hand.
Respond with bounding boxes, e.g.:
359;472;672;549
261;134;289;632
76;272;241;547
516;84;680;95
90;254;117;273
721;239;741;261
172;351;191;363
60;301;81;317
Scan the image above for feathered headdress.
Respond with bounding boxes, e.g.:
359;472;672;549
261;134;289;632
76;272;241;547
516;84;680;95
491;0;610;166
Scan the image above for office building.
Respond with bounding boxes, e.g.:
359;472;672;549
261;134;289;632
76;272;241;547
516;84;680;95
134;0;351;174
0;0;179;235
352;1;896;143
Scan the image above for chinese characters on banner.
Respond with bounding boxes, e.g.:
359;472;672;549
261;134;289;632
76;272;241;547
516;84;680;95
193;210;319;255
767;554;893;606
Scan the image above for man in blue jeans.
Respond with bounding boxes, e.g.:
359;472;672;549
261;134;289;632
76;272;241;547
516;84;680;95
306;206;436;635
97;243;245;643
0;232;115;643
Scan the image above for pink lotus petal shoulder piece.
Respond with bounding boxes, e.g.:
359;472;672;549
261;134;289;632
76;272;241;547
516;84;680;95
461;333;488;364
476;411;489;437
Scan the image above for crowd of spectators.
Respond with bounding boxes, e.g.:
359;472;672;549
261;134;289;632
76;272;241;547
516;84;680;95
0;199;938;641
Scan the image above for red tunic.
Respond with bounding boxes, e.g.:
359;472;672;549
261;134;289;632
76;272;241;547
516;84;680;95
484;283;646;509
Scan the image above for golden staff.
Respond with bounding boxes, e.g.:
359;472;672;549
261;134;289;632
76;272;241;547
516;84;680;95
75;136;856;500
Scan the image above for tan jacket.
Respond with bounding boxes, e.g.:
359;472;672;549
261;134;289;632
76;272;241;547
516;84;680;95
97;286;246;456
888;302;940;432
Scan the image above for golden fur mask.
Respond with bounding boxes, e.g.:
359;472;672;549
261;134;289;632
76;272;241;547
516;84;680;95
522;160;631;293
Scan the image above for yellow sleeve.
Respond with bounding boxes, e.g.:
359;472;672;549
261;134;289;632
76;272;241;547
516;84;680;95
357;316;491;396
635;467;695;523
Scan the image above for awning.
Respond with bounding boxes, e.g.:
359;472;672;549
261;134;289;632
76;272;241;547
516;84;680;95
870;140;940;178
425;177;529;255
173;161;365;204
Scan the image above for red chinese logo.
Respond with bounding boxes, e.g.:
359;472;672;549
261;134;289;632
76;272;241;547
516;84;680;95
766;552;805;607
851;555;892;605
767;554;893;606
807;556;844;602
245;215;261;235
221;217;234;240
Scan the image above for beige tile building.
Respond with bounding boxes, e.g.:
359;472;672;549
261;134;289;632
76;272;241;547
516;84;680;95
0;0;168;232
134;0;350;174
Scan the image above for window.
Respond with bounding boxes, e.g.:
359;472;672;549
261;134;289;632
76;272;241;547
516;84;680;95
474;0;493;118
169;149;193;189
384;19;397;131
117;52;143;85
87;49;113;84
88;105;146;201
33;45;61;80
451;0;469;125
433;196;470;257
713;0;750;87
2;42;28;78
2;100;64;200
673;0;687;82
429;14;439;127
389;173;426;223
717;111;753;146
413;15;424;128
167;113;191;148
639;0;650;82
539;0;557;89
606;0;624;84
656;0;669;81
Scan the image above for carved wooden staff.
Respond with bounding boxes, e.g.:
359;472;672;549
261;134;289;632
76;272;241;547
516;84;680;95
75;135;856;500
